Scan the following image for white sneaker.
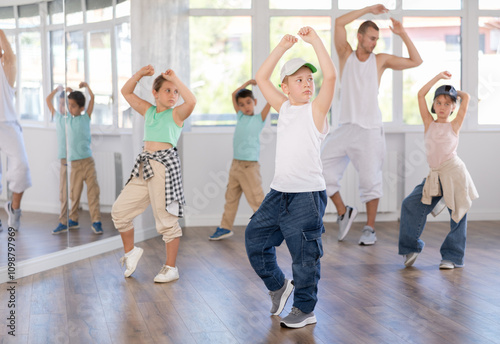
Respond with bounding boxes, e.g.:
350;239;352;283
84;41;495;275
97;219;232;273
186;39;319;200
4;202;21;231
154;265;179;283
404;252;419;267
358;226;377;245
120;247;144;277
337;206;358;241
439;260;464;269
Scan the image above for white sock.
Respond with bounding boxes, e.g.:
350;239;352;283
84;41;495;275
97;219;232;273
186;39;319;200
125;246;137;257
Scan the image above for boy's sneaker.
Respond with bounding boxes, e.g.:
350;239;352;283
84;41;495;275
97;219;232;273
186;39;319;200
4;202;21;231
92;221;103;234
154;265;180;283
68;219;80;229
280;307;317;328
269;278;294;315
120;247;144;277
337;205;358;241
439;260;464;269
52;223;68;235
209;227;233;241
359;226;377;245
404;252;419;267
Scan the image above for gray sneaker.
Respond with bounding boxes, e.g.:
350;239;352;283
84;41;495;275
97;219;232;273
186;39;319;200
0;219;3;232
269;278;294;315
404;252;419;267
358;226;377;245
4;202;21;231
337;205;358;241
280;307;317;328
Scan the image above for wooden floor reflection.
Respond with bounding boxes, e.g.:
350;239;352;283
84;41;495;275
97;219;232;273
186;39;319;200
1;219;499;343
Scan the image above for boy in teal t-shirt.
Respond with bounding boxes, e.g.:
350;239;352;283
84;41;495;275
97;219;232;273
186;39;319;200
209;79;271;240
49;82;102;235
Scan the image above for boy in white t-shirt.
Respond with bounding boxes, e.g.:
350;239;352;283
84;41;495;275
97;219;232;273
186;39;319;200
245;26;336;329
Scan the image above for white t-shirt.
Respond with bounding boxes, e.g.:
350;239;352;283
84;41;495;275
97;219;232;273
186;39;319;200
270;100;329;192
0;62;16;122
339;52;382;129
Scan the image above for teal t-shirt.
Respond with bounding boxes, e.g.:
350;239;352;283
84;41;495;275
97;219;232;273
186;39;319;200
55;111;67;159
68;112;92;161
143;106;183;147
233;111;266;161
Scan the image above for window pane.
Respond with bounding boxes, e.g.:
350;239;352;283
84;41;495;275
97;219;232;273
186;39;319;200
66;31;85;89
402;0;461;10
116;23;132;128
189;0;251;9
50;30;65;88
86;0;112;23
344;19;393;122
339;0;396;10
116;0;130;18
402;17;461;125
479;0;500;10
88;31;112;125
190;16;251;126
66;0;83;25
48;0;64;25
18;4;40;28
19;32;43;121
270;0;331;10
478;17;500;125
0;6;15;28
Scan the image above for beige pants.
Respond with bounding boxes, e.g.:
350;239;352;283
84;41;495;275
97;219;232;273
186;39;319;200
111;159;182;243
70;157;101;223
220;159;265;230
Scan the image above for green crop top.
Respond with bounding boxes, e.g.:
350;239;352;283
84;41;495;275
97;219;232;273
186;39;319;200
143;106;183;146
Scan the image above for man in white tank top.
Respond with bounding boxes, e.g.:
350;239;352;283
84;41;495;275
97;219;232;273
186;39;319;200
321;4;422;245
0;29;32;232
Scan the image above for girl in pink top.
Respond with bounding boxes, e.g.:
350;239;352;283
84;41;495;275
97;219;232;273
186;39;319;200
399;71;478;270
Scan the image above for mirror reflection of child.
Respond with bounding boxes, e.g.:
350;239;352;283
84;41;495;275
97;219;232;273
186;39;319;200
113;66;196;283
49;82;103;235
399;71;479;269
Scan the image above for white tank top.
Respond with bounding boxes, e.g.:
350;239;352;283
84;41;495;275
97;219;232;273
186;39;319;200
424;121;458;169
270;100;329;192
0;62;16;122
339;52;382;128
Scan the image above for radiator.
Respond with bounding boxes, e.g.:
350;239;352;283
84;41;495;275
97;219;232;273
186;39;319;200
325;151;398;214
80;151;122;207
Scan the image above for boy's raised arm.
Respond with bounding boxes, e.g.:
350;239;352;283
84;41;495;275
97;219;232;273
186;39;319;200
261;102;271;121
232;79;256;113
46;85;63;118
80;81;94;117
300;27;336;130
255;34;297;113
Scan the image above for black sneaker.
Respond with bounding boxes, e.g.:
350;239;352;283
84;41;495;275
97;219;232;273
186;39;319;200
280;307;317;328
269;279;294;315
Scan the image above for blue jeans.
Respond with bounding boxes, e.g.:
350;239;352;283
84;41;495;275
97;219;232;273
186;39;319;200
245;189;327;314
398;179;467;266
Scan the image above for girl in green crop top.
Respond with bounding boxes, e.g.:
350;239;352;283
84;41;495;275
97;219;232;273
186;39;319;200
112;66;196;283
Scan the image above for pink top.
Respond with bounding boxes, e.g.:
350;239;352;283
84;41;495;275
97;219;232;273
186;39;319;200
424;121;458;169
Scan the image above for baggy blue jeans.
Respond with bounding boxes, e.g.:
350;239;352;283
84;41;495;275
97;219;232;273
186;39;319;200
245;189;327;314
398;179;467;266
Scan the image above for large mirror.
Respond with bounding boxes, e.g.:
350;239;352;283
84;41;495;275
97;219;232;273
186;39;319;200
0;0;130;272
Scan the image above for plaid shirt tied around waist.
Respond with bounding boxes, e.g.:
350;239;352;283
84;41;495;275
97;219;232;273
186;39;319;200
128;147;185;218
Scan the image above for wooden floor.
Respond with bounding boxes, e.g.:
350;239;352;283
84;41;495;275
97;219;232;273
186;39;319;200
0;209;116;266
1;220;500;344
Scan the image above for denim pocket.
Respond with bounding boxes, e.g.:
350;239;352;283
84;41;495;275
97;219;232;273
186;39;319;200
301;226;323;267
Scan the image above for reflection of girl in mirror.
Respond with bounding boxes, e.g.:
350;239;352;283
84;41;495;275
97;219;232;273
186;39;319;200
0;29;32;233
399;71;478;270
113;65;196;283
48;82;103;235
